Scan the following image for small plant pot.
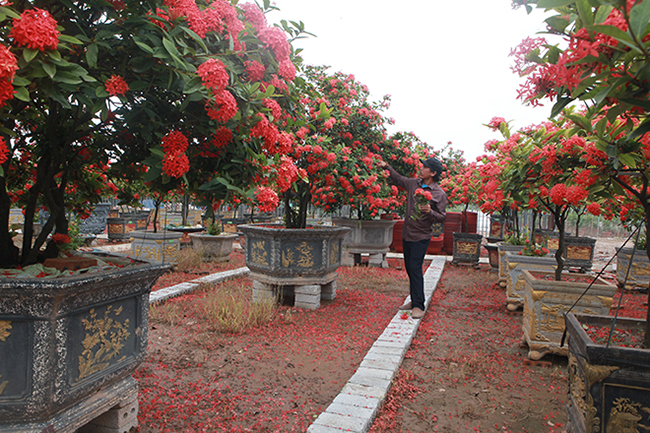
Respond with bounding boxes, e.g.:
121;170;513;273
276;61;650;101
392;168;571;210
189;233;238;262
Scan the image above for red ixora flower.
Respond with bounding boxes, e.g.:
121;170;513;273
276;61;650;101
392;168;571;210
0;44;18;81
162;151;189;178
51;233;71;245
205;90;237;122
10;8;60;52
244;60;265;82
0;137;9;164
161;130;189;154
105;75;129;96
255;186;279;213
0;78;15;108
197;58;229;93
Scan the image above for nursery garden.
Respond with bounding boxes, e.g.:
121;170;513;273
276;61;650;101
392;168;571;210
2;0;650;432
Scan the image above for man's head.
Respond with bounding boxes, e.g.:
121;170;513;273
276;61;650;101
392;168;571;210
419;157;443;182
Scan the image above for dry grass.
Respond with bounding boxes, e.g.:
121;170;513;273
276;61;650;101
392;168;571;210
173;247;204;272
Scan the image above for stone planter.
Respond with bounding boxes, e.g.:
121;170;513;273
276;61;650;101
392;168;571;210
9;208;23;226
452;232;482;266
565;313;650;433
521;270;616;360
107;211;150;241
238;224;350;310
78;203;111;235
0;253;168;433
330;217;397;268
129;230;182;264
484;243;499;271
155;209;202;227
497;243;525;288
564;236;597;272
489;214;505;238
616;247;650;289
504;252;557;310
189;233;238;262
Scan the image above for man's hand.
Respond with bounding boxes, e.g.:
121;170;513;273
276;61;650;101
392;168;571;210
419;203;431;214
376;160;388;169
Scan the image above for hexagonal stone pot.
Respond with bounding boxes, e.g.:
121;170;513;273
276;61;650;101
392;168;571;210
189;233;239;262
521;270;616;360
330;218;397;268
238;224;350;310
565;313;650;433
0;253;169;433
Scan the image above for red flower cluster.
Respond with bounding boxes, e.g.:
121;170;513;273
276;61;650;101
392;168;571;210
10;8;60;51
240;2;266;30
250;113;279;152
205;90;237;122
258;27;290;61
0;44;18;81
105;75;129;97
51;233;71;245
161;130;190;178
0;137;9;164
255;186;279;212
244;60;265;82
197;58;229;93
278;59;295;82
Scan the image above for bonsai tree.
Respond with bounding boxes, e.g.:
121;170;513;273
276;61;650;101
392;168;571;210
514;0;650;346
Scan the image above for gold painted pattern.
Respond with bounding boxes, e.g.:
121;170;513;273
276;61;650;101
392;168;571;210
161;244;179;261
0;321;11;342
567;245;592;261
330;242;339;265
606;398;650;431
540;303;566;332
78;306;130;381
0;376;7;396
108;224;123;234
295;243;314;268
251;241;268;265
281;250;294;268
456;241;477;255
133;245;158;261
547;239;559;250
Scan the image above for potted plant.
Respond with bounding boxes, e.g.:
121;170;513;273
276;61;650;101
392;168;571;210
512;0;650;423
0;0;308;430
189;220;238;262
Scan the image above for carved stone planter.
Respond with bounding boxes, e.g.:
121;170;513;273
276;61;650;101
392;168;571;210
130;230;182;264
452;233;483;266
484;243;499;271
616;247;650;289
565;313;650;433
238;224;350;310
107;212;150;241
504;252;557;310
564;236;597;272
78;203;111;235
330;217;397;268
521;271;616;360
189;233;239;262
0;253;168;433
497;243;525;288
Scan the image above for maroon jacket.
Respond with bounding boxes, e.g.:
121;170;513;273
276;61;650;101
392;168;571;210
387;165;447;242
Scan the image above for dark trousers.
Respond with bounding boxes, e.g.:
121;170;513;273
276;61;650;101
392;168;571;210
402;238;430;311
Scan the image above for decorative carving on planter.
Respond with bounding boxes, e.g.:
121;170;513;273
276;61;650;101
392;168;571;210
239;224;350;311
497;244;525;288
452;233;482;266
130;230;182;264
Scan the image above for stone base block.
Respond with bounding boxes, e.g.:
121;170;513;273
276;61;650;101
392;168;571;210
78;393;138;433
368;253;388;268
295;285;321;310
321;281;337;301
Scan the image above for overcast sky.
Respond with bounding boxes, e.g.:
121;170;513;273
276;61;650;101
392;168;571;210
269;1;555;162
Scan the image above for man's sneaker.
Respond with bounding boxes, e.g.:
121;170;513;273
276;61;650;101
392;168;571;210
412;308;425;319
398;301;412;310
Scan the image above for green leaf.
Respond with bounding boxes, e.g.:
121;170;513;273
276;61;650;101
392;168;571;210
629;0;650;40
162;37;181;58
12;76;30;86
95;86;109;98
48;50;61;61
86;43;98;69
58;34;83;45
183;76;203;94
595;116;608;137
180;26;208;53
589;24;643;53
566;113;592;131
23;49;38;63
53;71;82;84
619;153;638;168
545;16;570;33
594;5;614;25
0;6;20;19
550;97;574;118
14;86;29;102
134;39;155;55
576;0;594;26
42;62;56;79
537;0;576;8
630;116;650;139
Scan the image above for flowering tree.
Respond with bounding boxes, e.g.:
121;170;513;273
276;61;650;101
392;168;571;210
513;0;650;345
0;0;306;266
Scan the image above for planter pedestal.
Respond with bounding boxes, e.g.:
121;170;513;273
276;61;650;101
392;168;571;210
331;218;397;268
239;224;350;311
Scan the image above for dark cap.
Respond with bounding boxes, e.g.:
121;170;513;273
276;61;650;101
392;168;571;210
421;157;443;173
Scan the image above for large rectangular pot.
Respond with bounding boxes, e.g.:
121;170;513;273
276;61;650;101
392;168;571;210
130;230;182;264
521;270;616;360
0;253;168;432
504;252;557;310
565;313;650;433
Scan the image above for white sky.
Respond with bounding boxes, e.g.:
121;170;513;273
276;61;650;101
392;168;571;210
269;0;555;162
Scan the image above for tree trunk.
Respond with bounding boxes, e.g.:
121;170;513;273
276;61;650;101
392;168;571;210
554;207;565;281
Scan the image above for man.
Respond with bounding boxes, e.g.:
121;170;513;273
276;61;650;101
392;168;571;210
377;157;447;319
